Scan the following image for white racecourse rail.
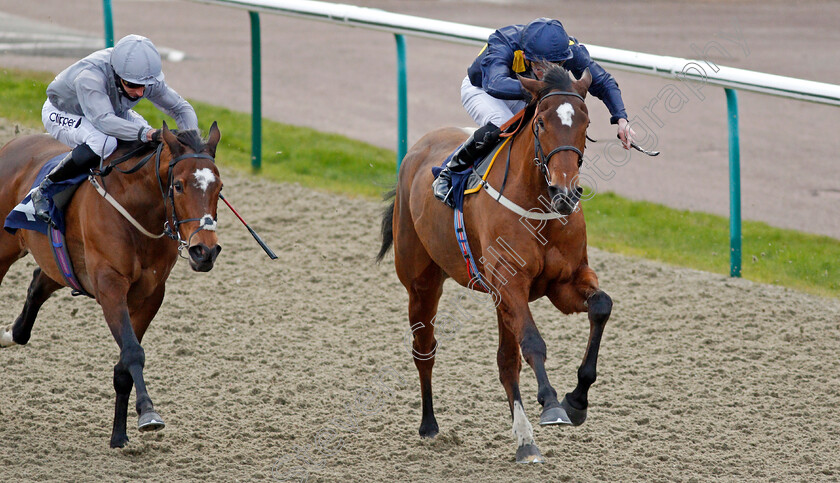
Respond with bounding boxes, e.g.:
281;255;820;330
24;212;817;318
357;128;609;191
191;0;840;105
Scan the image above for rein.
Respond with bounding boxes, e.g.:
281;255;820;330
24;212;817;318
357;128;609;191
88;141;217;256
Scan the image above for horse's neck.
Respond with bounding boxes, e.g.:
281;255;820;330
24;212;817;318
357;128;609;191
100;159;168;225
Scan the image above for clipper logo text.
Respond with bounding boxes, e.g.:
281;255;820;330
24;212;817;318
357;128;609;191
49;112;82;128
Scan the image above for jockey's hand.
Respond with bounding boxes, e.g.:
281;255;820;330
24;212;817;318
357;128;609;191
147;129;161;143
617;118;636;150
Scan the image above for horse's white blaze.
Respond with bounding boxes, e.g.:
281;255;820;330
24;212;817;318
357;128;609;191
0;324;16;347
193;168;216;192
511;401;535;447
556;103;574;127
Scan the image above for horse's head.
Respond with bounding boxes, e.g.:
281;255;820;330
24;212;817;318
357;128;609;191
159;121;223;272
520;63;592;215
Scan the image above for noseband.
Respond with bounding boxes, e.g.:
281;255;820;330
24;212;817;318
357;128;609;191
531;90;585;184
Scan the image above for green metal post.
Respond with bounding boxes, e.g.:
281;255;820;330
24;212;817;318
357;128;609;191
102;0;114;47
249;12;262;171
725;88;741;277
394;34;408;171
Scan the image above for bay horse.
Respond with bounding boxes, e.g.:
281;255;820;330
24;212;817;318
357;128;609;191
377;64;612;463
0;122;222;448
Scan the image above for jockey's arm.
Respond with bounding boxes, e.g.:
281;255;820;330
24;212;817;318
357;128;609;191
145;82;198;133
568;43;634;149
75;71;151;142
481;39;528;101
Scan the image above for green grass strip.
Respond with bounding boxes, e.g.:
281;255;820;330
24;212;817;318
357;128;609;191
1;68;837;298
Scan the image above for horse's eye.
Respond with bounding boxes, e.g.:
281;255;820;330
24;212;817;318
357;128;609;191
173;181;184;193
537;118;545;130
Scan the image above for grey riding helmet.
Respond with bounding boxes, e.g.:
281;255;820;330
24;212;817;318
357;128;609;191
110;34;164;85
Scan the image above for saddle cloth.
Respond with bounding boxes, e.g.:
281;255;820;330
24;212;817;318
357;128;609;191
4;152;88;236
432;136;512;198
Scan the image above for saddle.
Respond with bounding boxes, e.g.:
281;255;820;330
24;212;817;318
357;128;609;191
4;152;88;236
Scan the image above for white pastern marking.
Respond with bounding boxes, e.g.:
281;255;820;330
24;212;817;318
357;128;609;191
0;324;17;347
193;168;216;192
511;401;535;447
556;103;574;127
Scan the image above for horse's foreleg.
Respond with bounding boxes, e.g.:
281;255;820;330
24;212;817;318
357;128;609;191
108;284;166;448
497;313;542;463
110;361;133;448
98;273;163;448
1;268;62;348
547;269;612;426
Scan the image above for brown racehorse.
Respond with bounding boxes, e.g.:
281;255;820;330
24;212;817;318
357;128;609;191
377;64;613;463
0;122;222;448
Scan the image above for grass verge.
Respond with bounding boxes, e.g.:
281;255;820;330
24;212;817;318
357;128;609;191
1;68;837;298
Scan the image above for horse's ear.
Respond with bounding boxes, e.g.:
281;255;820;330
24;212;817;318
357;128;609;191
518;74;543;102
161;121;183;157
573;67;592;97
205;121;221;158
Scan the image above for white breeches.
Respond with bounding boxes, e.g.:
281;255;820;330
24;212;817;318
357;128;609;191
42;100;149;159
460;76;527;127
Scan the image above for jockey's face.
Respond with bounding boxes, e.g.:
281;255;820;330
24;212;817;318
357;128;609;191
120;79;146;99
528;60;566;80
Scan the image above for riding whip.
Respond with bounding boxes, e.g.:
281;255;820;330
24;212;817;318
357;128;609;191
615;134;660;156
218;193;277;259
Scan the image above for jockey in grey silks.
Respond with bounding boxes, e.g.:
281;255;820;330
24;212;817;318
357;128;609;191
32;34;198;226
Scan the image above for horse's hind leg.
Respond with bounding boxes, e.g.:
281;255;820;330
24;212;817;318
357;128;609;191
393;198;445;438
1;268;62;347
405;265;444;438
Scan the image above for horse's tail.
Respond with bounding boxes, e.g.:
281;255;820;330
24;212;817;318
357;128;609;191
375;188;397;264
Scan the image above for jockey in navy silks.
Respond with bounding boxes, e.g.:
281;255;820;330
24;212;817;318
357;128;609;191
32;34;198;226
433;17;636;207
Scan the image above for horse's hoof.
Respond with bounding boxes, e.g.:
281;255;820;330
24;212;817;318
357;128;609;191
110;434;130;448
418;421;439;439
560;396;587;426
515;443;545;464
539;404;573;426
138;411;165;432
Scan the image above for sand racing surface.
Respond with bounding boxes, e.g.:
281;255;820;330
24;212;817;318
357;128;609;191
1;123;839;482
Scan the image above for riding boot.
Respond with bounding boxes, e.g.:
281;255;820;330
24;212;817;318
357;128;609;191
31;143;99;227
433;122;502;207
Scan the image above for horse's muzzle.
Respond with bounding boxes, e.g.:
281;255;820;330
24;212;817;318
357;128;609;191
548;185;583;215
188;243;222;272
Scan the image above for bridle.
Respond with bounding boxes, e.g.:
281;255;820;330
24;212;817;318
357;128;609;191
531;90;586;187
90;141;218;257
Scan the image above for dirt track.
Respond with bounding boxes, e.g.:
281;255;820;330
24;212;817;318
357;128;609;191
1;120;839;481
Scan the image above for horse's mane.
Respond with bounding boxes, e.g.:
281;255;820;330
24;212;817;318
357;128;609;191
539;63;575;97
111;129;206;160
518;63;578;126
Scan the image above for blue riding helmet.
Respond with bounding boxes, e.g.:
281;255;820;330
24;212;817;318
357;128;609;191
521;18;573;62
